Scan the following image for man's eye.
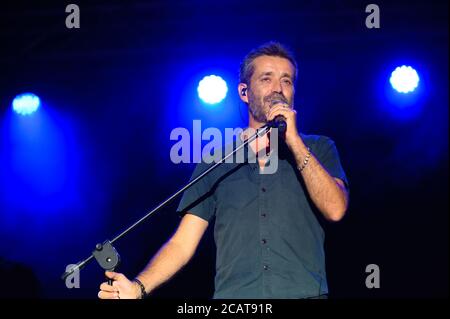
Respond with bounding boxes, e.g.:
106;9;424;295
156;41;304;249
261;78;271;82
283;79;292;85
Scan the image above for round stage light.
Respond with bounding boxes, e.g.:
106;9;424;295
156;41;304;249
390;65;419;93
197;75;228;104
12;93;41;115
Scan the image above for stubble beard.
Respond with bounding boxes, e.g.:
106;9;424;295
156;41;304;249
248;91;291;123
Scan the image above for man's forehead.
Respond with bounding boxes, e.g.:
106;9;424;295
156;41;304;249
252;56;295;77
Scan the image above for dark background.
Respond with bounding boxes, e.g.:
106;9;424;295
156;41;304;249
0;0;448;298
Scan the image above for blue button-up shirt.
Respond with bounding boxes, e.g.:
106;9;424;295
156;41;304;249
177;133;349;298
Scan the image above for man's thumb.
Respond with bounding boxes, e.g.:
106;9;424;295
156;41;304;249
105;271;121;280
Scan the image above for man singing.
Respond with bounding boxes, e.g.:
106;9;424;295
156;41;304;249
98;42;349;299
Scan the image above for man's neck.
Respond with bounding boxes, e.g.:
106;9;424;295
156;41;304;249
246;116;272;169
248;116;266;130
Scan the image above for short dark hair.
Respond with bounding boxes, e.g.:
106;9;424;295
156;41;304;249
239;41;298;85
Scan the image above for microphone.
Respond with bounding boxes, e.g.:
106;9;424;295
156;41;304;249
269;116;287;134
267;99;288;134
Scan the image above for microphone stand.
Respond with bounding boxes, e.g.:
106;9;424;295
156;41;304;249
61;122;278;286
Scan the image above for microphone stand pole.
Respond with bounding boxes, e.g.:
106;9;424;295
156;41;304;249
61;123;275;285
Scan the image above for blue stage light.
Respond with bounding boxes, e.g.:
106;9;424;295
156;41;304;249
197;75;228;104
390;66;419;93
12;93;41;115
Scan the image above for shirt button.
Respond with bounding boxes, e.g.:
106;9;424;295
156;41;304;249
261;187;266;192
263;265;269;270
261;213;267;218
261;239;267;244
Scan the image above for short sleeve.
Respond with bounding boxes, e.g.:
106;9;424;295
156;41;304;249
176;162;216;222
315;136;349;191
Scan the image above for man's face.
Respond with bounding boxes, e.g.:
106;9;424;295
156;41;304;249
246;55;295;123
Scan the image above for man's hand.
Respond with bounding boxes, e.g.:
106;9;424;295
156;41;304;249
266;103;300;148
98;271;141;299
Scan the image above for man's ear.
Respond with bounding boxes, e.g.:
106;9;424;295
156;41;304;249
238;83;248;103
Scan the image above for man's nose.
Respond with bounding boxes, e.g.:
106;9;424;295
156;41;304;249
272;80;283;93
